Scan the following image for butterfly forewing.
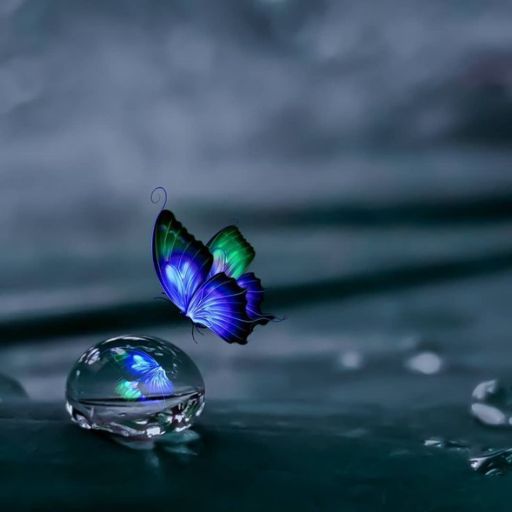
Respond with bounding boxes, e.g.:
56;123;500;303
186;273;254;344
206;226;255;279
153;210;213;313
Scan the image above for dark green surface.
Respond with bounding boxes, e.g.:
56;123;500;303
2;266;512;510
2;400;512;512
2;244;512;511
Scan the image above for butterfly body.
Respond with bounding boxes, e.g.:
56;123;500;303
153;209;273;344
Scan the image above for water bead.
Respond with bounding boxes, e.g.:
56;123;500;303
404;350;443;375
0;373;28;402
469;448;512;476
66;335;205;439
471;379;512;427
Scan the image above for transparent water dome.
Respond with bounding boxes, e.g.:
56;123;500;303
66;335;205;439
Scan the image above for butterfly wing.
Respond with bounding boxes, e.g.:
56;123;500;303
186;273;254;344
206;226;255;279
237;272;274;325
153;209;213;313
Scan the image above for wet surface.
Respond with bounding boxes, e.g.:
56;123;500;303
3;400;512;511
2;269;512;510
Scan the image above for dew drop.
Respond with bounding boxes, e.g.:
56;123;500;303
404;351;443;375
423;437;470;451
469;448;512;476
336;350;364;371
66;335;205;439
471;403;506;427
0;373;28;402
470;379;512;427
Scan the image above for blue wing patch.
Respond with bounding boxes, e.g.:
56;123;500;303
186;273;254;344
153;209;212;312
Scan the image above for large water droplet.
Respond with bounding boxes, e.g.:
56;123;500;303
470;379;512;427
66;335;205;439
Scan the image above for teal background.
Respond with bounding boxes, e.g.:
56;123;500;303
0;1;512;510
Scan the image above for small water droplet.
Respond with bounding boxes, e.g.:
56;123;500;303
470;379;512;427
66;335;205;439
423;437;470;451
472;379;499;401
337;350;364;371
0;373;28;402
471;403;507;426
469;448;512;476
404;351;443;375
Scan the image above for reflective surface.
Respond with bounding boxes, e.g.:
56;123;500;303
66;336;205;438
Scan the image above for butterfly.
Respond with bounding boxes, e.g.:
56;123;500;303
152;191;274;344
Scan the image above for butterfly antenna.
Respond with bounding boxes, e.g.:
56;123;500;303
191;324;198;344
151;186;168;210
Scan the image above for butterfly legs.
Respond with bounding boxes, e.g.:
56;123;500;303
191;323;207;344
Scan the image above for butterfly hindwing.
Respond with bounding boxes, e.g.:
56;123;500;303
206;226;255;279
237;272;274;325
186;272;254;344
153;209;213;313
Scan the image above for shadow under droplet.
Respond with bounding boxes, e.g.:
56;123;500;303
108;428;202;459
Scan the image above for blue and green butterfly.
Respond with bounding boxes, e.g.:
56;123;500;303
152;190;274;344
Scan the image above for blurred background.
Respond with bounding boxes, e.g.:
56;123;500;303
1;1;512;508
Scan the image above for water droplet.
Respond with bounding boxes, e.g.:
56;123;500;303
404;351;443;375
66;335;205;439
0;373;28;402
471;403;507;426
470;379;512;427
472;379;499;401
337;350;364;371
469;448;512;476
423;437;470;451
